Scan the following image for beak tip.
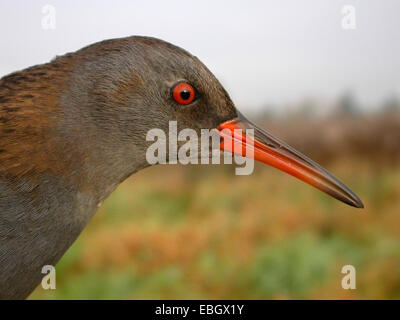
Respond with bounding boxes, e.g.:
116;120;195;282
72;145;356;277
348;196;364;209
355;200;365;209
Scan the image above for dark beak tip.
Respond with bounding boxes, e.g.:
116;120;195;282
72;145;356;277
347;196;364;209
355;200;365;209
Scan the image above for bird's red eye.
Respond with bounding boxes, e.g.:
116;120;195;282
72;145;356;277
172;82;195;105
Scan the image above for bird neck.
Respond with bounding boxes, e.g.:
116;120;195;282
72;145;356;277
0;54;148;298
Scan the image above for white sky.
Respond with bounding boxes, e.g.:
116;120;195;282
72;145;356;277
0;0;399;112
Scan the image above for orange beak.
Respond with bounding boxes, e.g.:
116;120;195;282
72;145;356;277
218;112;364;208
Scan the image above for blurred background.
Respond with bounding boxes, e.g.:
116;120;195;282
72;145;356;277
1;0;399;299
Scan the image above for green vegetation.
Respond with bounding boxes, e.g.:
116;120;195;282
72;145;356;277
30;158;400;299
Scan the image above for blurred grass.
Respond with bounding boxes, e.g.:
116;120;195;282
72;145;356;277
30;114;400;299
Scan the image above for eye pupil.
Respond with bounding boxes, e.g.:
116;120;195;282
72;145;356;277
180;90;191;100
172;82;196;105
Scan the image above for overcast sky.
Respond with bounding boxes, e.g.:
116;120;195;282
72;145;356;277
0;0;399;112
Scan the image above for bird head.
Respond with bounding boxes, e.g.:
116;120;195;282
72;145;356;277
1;36;363;208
